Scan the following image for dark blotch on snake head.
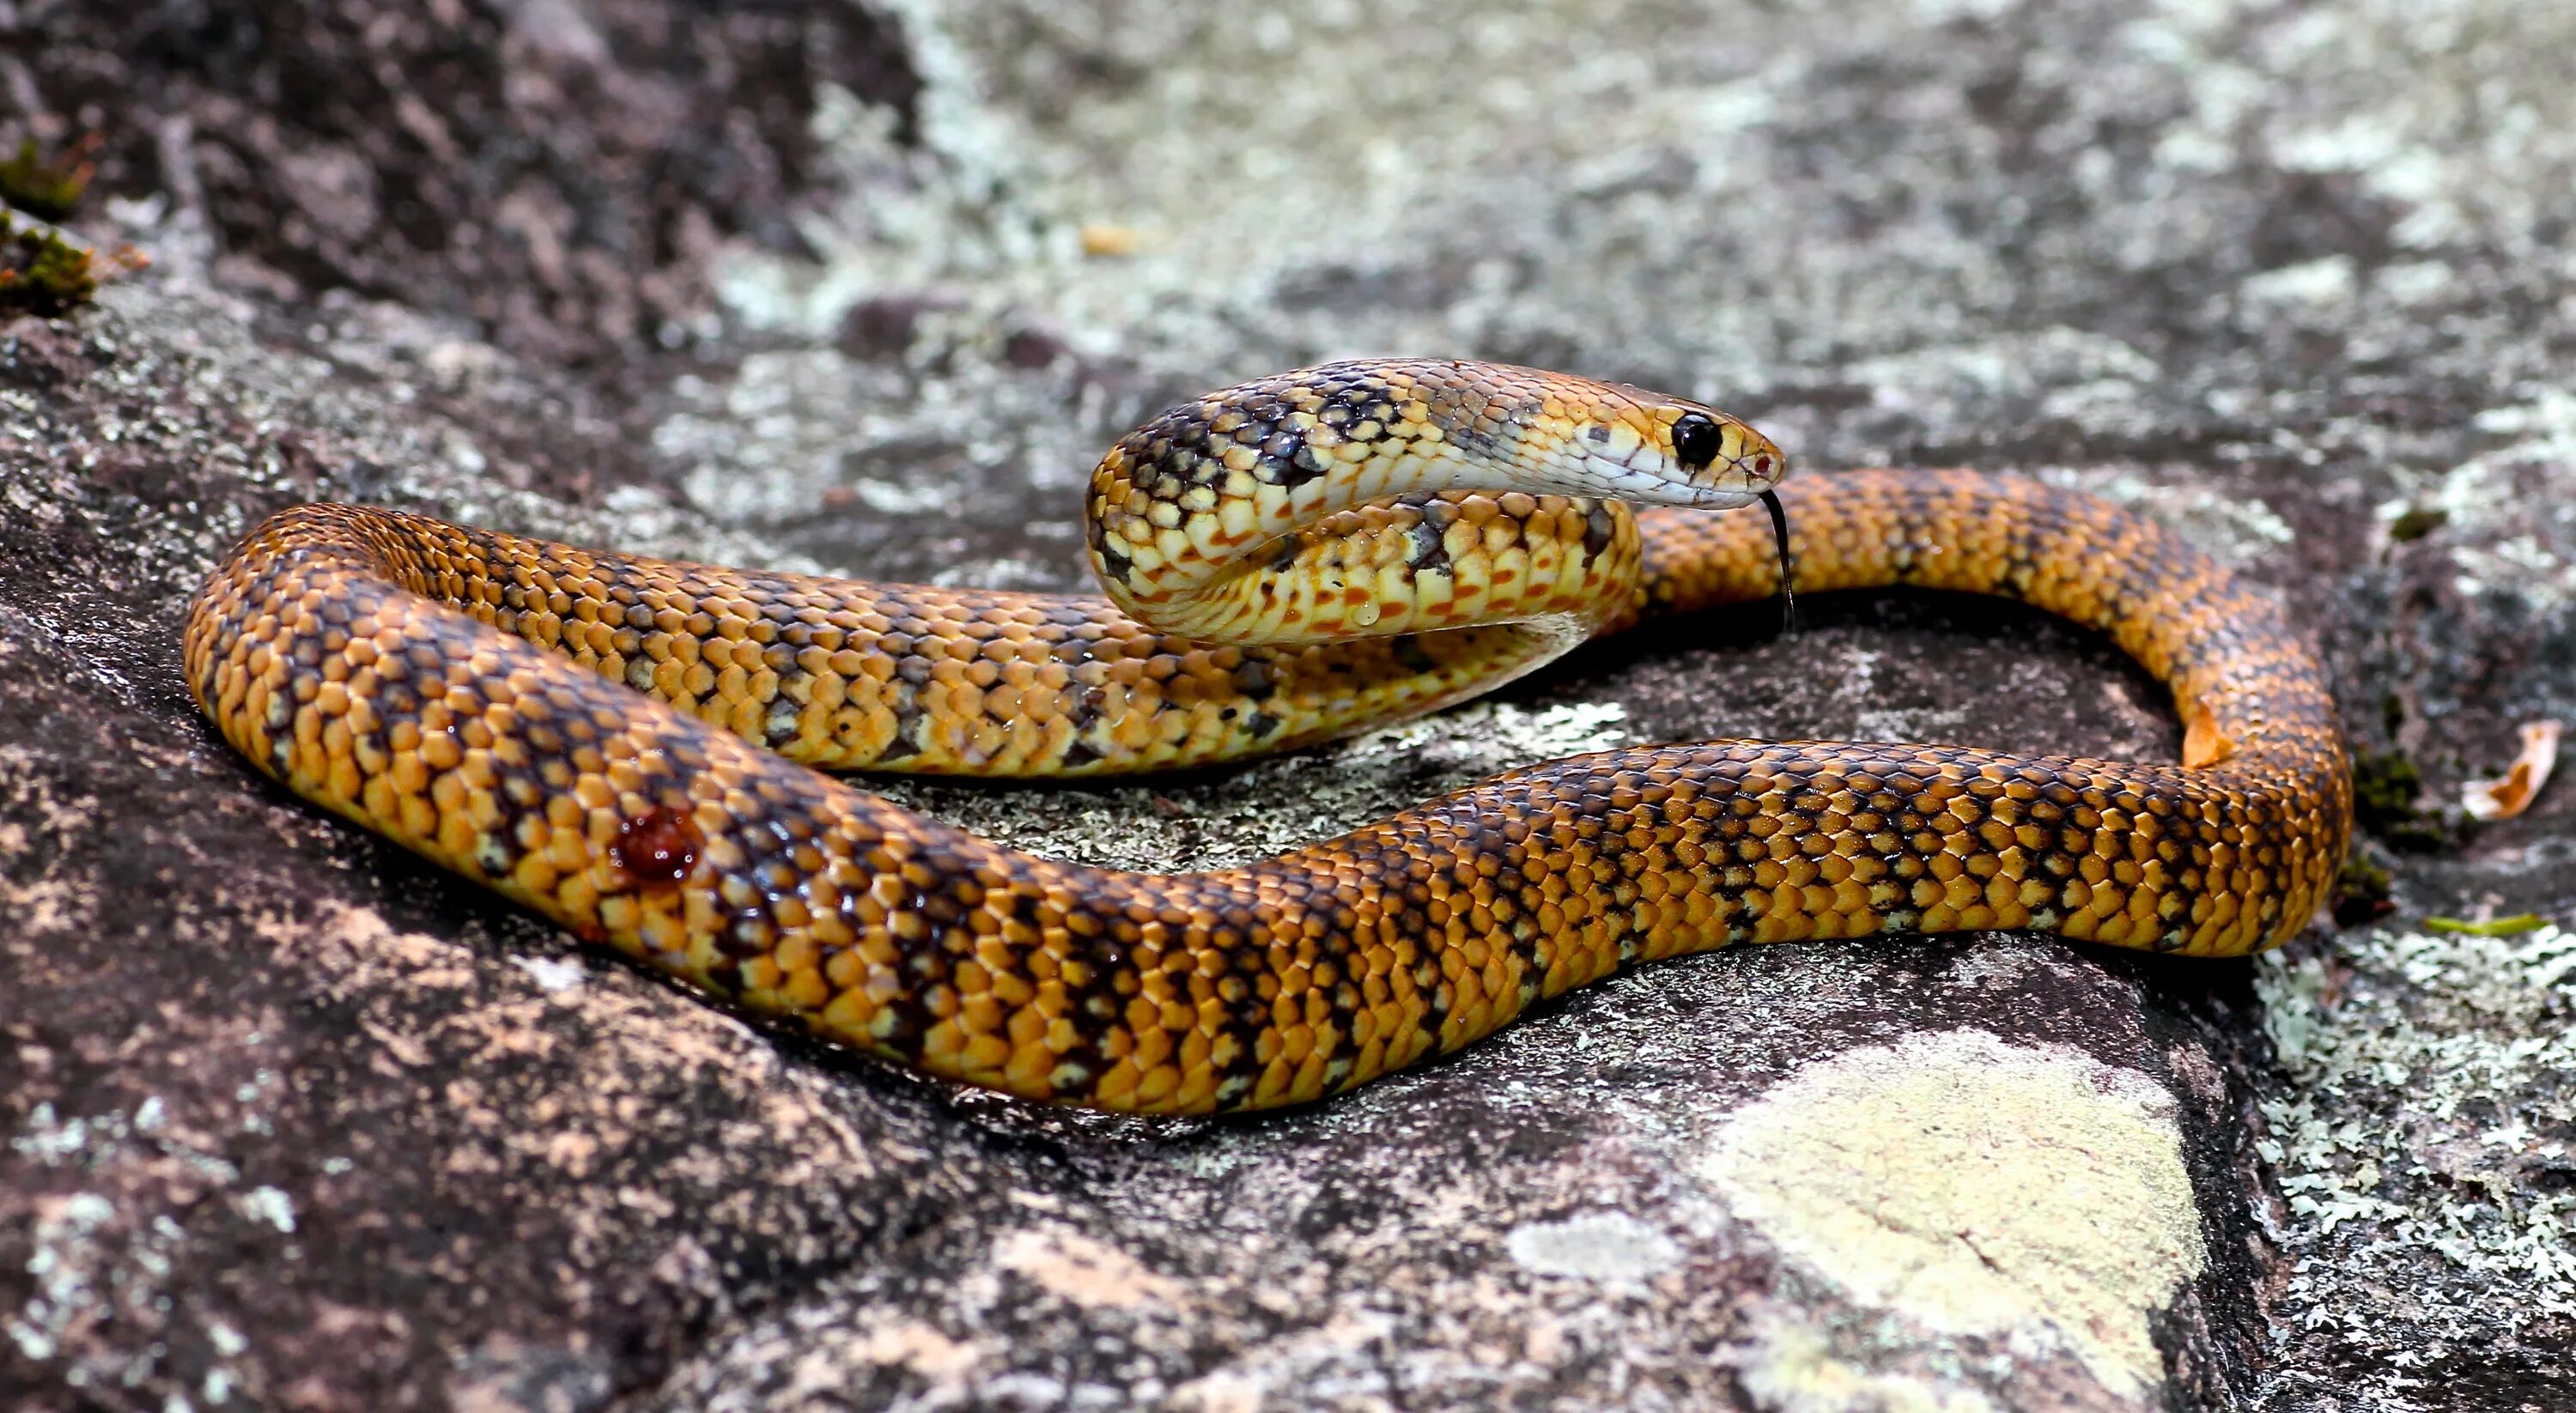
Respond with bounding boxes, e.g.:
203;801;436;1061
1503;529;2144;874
612;806;703;885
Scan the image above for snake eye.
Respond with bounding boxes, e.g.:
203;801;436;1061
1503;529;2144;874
1670;412;1725;471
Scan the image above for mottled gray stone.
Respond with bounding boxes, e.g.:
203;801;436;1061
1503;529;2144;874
4;1;2574;1410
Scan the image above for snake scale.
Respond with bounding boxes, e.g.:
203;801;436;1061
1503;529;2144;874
185;360;2352;1115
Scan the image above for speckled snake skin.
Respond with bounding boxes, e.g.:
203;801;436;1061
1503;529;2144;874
185;360;2351;1115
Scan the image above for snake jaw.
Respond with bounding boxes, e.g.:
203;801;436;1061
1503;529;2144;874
1564;443;1788;510
1676;483;1767;510
1578;465;1764;509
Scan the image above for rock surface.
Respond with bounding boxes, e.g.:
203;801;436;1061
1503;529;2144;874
4;1;2573;1410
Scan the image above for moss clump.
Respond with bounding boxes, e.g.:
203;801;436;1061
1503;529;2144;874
0;214;95;316
2349;749;2453;849
2351;750;2420;822
2385;506;2446;543
0;136;95;221
2330;854;2395;928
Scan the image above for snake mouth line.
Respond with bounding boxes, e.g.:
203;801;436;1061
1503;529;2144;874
1759;488;1796;636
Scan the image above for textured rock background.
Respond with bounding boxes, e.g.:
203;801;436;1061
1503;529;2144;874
3;1;2573;1410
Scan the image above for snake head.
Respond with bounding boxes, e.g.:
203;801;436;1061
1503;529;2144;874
1631;401;1791;510
1534;387;1789;511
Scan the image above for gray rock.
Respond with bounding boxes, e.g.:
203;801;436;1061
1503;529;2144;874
4;1;2573;1410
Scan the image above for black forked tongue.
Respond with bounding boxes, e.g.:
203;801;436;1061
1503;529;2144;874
1759;488;1796;637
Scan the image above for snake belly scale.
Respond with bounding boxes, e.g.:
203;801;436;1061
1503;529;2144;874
185;359;2351;1115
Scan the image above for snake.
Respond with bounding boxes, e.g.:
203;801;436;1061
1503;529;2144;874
185;359;2352;1116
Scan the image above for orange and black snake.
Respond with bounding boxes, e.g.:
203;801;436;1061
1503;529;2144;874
185;360;2352;1114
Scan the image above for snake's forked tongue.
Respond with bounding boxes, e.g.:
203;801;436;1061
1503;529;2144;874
1759;488;1796;636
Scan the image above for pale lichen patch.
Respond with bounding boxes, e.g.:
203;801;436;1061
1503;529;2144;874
1732;1311;2005;1413
1694;1029;2206;1401
5;1101;259;1394
1504;1210;1680;1283
2256;925;2576;1387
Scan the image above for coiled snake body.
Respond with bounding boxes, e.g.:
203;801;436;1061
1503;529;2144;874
186;361;2351;1114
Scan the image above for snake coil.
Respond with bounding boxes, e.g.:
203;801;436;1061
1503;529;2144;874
186;360;2350;1114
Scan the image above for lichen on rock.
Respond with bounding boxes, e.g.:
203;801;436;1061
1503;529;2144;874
2257;925;2576;1402
1697;1030;2208;1403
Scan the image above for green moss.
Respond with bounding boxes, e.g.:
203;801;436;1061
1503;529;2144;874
0;214;96;317
2351;749;2451;851
2351;750;2421;824
0;137;94;221
2385;505;2446;543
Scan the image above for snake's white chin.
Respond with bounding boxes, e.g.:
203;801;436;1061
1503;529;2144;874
1676;486;1768;511
1576;458;1771;510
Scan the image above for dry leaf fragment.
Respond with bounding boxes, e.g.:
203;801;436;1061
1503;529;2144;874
2423;914;2548;937
2462;720;2561;822
1078;222;1140;257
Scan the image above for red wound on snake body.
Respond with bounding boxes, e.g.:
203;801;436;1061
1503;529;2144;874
611;806;702;884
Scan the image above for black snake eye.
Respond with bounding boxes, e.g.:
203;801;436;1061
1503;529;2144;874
1670;412;1724;470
